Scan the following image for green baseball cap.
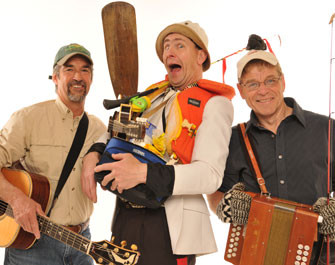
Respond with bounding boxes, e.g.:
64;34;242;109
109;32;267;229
53;43;93;68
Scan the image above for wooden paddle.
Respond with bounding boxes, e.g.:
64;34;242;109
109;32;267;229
102;2;138;99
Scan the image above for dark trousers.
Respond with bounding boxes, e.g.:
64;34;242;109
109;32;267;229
111;198;195;265
310;235;335;265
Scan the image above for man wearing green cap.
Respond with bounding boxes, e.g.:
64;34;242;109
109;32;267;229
82;21;235;264
0;43;106;265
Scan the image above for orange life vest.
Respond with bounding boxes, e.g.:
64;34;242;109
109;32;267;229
171;79;235;164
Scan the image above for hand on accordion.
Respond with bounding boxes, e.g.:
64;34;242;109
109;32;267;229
313;197;335;241
216;182;252;225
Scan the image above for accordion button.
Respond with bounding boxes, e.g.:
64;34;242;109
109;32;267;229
234;242;239;247
230;238;234;243
295;261;300;265
231;233;236;237
297;250;302;255
232;253;236;257
233;247;237;252
237;226;242;231
298;244;304;249
304;245;310;251
229;244;233;248
301;263;306;265
227;254;232;259
236;232;241;236
228;249;233;253
296;255;302;261
235;237;240;241
303;251;309;256
232;228;236;232
302;257;307;262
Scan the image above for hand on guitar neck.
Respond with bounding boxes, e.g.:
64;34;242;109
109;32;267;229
0;168;140;265
0;170;44;239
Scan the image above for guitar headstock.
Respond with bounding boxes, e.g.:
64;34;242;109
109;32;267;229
90;239;140;265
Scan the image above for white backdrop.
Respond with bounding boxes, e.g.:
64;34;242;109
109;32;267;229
0;0;334;264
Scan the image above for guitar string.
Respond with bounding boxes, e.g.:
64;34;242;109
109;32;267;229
0;202;90;251
109;123;143;131
109;120;145;128
0;201;136;263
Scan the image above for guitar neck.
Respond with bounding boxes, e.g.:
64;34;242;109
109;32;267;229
1;200;92;254
37;215;92;254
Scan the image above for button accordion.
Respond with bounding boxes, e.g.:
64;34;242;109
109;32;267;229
224;193;322;265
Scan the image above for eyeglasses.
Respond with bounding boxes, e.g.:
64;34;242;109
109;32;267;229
240;75;282;92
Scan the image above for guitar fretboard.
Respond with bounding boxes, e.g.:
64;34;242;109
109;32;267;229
37;216;91;253
1;200;91;254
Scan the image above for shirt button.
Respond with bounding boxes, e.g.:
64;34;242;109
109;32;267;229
280;180;285;184
278;154;283;159
271;134;275;138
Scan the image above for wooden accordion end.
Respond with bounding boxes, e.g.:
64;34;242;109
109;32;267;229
224;194;322;265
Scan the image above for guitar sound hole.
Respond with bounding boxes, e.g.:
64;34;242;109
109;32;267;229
0;206;5;216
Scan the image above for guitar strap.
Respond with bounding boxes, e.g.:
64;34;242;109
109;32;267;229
47;112;89;217
238;122;269;195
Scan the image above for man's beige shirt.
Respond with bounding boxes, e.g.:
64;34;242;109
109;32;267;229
0;97;106;226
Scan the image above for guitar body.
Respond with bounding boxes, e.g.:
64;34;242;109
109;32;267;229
0;167;51;249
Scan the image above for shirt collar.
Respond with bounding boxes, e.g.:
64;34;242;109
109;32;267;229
246;97;306;131
55;97;84;121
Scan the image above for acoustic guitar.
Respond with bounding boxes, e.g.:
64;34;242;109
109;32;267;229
0;167;140;265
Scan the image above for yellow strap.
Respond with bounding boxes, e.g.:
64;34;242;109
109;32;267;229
141;98;170;118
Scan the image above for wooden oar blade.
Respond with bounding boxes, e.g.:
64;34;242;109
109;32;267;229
102;2;138;98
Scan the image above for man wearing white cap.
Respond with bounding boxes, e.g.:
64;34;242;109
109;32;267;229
207;35;335;264
82;21;235;264
1;43;106;265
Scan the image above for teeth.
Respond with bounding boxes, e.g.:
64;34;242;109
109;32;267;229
257;98;272;103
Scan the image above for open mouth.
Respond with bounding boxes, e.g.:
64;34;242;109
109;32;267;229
169;63;181;72
256;97;273;103
69;81;86;90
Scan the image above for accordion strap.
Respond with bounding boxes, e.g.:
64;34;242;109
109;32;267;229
238;123;269;195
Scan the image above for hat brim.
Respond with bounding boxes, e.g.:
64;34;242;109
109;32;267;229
237;50;278;79
54;52;93;68
155;24;210;72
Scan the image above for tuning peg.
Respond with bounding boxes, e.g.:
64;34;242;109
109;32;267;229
113;247;119;253
103;243;108;249
124;252;130;258
131;244;138;251
121;240;127;247
111;236;115;243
